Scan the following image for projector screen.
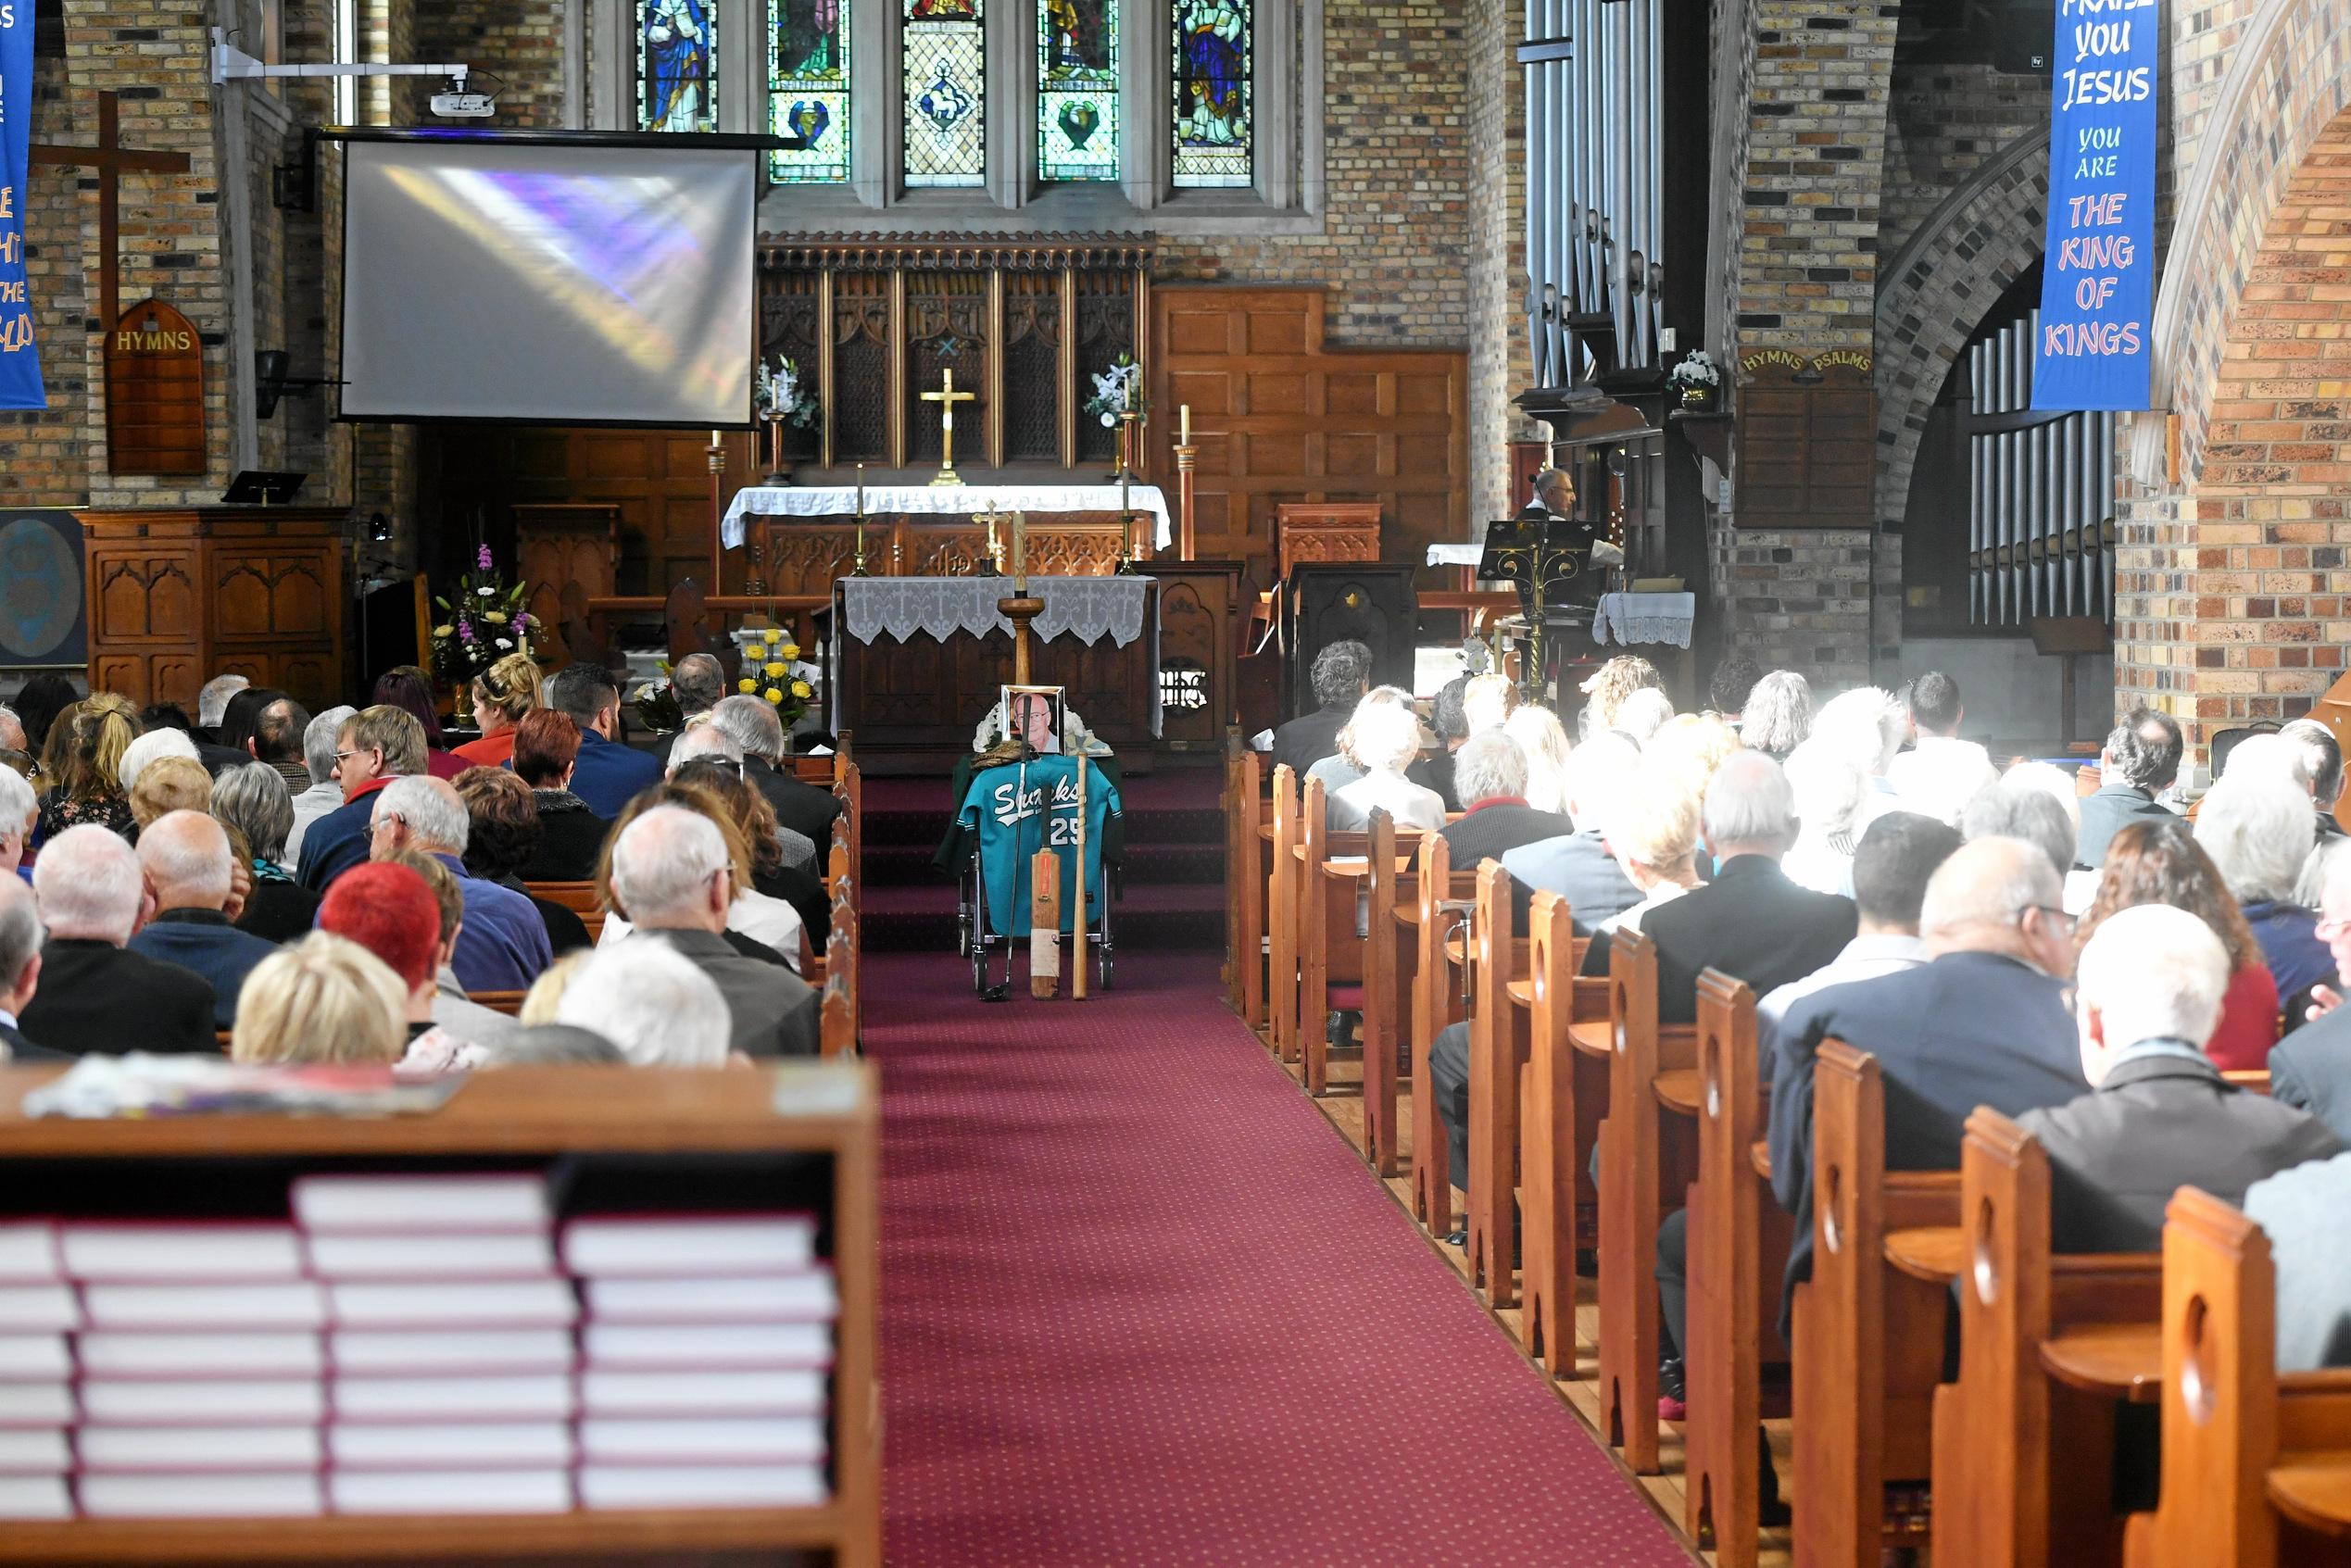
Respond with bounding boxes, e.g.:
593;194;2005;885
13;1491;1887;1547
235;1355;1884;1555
340;140;757;425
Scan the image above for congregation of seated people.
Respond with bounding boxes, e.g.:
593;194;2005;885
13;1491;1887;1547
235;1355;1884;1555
0;659;835;1074
1263;642;2351;1383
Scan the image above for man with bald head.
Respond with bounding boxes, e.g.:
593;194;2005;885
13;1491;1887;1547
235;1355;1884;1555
128;810;283;1028
1766;834;2088;1325
21;825;216;1056
369;775;551;994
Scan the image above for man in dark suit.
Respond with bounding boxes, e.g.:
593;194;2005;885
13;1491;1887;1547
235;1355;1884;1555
608;806;819;1057
126;812;283;1030
2074;708;2183;870
651;653;726;769
21;826;216;1057
543;664;666;822
1439;730;1571;867
1768;835;2087;1331
0;877;69;1062
296;705;425;894
710;695;843;847
1269;640;1370;783
1581;749;1856;1020
2024;904;2340;1253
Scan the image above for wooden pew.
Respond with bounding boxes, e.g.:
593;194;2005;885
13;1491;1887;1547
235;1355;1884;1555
1792;1041;1963;1568
1684;972;1792;1565
831;755;862;875
1930;1108;2162;1568
1463;860;1521;1304
2125;1187;2351;1567
526;880;607;945
1594;928;1700;1474
1298;776;1375;1097
1361;808;1413;1175
1265;764;1301;1060
1229;746;1269;1030
820;874;857;1059
472;990;527;1017
1408;834;1472;1234
1516;888;1610;1376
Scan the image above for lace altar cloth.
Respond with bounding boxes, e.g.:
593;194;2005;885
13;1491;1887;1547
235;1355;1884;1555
1593;591;1697;648
838;576;1153;647
723;484;1174;550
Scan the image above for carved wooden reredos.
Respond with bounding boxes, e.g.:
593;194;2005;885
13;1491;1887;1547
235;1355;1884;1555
758;232;1152;476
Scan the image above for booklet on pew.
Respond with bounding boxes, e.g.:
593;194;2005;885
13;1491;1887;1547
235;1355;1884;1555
328;1468;571;1515
0;1382;73;1425
20;1054;463;1121
582;1320;832;1371
77;1424;322;1473
78;1471;324;1518
584;1271;837;1324
293;1173;549;1235
577;1414;826;1465
0;1428;69;1474
59;1223;305;1284
78;1378;325;1425
81;1281;325;1332
78;1331;323;1379
577;1462;825;1512
0;1474;69;1518
560;1214;817;1277
305;1232;557;1281
579;1367;826;1418
0;1284;79;1333
326;1278;578;1330
328;1327;575;1376
331;1373;575;1423
328;1421;574;1470
0;1333;69;1379
0;1223;57;1283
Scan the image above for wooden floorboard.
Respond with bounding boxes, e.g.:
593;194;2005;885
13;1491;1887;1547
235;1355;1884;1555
1272;1022;1795;1568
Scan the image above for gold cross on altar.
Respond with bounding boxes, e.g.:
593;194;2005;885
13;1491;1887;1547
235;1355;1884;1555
920;367;978;487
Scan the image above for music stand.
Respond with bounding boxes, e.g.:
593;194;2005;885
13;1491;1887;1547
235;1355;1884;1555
1475;518;1595;702
222;470;308;505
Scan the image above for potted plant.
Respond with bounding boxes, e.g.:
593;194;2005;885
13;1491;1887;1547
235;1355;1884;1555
429;545;539;723
1666;349;1722;412
755;356;820;483
1084;352;1148;483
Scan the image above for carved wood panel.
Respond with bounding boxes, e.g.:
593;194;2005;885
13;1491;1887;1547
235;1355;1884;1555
515;504;622;642
1276;502;1383;581
1150;286;1466;596
1733;352;1877;529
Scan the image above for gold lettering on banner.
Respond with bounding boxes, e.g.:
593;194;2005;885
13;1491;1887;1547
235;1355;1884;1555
1737;347;1874;380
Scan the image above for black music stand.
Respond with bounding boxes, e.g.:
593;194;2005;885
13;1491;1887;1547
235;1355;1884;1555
222;470;307;505
1475;518;1595;702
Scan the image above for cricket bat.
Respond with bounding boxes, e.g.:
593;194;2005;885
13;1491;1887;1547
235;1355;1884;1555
1071;751;1089;1000
1029;765;1062;998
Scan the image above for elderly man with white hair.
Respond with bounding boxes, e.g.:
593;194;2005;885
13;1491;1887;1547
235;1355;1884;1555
0;768;35;884
0;706;24;756
553;938;735;1068
1327;694;1446;834
1808;686;1907;834
1437;731;1567;867
1962;782;2079;884
709;694;841;847
195;673;249;738
19;825;215;1056
2196;771;2331;1018
0;878;67;1060
2013;904;2340;1254
607;805;817;1058
1768;837;2086;1328
1502;730;1644;935
284;704;356;869
125;811;282;1028
368;775;552;994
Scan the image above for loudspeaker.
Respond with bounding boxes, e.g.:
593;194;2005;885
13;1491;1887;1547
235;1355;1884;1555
1278;563;1417;723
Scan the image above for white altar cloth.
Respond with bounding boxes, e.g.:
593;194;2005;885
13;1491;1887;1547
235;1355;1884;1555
838;575;1153;647
1594;591;1697;648
1425;542;1485;569
723;483;1173;550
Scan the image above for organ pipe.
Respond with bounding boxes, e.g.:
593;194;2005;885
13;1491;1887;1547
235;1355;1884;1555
1967;309;2116;628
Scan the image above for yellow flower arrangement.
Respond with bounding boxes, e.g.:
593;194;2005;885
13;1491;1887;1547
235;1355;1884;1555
762;627;782;645
764;687;785;705
790;680;812;699
738;678;758;695
763;660;786;679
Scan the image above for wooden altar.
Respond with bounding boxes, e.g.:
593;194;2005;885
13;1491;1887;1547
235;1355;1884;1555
81;508;346;712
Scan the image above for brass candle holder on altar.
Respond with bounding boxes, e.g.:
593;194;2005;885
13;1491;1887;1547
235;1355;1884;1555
851;463;871;576
999;511;1041;683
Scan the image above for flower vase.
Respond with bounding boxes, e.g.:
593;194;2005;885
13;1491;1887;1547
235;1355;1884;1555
762;419;795;486
1107;414;1143;487
1678;385;1717;412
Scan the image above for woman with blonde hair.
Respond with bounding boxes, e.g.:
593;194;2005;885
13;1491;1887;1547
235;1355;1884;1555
230;931;408;1067
1305;685;1418;797
1327;694;1447;834
129;755;212;833
36;695;137;842
1596;766;1703;935
1502;705;1573;816
454;653;544;768
1580;655;1662;734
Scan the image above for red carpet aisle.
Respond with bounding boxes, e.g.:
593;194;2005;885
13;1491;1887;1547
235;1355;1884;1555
870;948;1692;1566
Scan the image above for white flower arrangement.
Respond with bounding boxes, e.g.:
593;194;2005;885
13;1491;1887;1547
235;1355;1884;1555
1084;354;1145;428
755;356;820;429
1666;350;1722;391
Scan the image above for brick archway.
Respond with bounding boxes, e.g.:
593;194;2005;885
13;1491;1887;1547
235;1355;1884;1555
1871;131;2049;526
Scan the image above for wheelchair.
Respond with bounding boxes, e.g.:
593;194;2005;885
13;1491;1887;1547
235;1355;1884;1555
953;757;1119;998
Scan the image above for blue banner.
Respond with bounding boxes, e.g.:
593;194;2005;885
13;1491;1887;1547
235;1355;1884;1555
2031;0;2157;411
0;0;41;410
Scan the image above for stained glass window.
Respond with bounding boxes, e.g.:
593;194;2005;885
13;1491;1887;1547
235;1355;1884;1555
637;0;718;133
770;0;851;182
903;0;986;188
1038;0;1118;181
1172;0;1251;188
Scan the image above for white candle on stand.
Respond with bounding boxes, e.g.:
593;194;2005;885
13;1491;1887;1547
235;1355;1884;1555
1180;404;1190;445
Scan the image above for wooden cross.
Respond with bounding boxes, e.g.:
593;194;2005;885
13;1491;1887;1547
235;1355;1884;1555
31;92;191;336
920;366;977;488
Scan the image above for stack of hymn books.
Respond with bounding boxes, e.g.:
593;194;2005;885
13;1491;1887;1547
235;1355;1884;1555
563;1213;835;1511
0;1176;836;1520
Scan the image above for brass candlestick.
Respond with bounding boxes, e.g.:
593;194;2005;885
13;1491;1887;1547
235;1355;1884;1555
851;463;871;576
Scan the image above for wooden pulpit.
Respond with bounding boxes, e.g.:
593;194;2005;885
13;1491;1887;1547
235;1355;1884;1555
1276;503;1382;582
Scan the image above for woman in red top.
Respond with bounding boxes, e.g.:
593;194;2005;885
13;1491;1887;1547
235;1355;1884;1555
2076;820;2280;1071
451;652;544;769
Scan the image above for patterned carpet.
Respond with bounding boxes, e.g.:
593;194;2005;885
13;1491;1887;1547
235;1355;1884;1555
871;948;1692;1566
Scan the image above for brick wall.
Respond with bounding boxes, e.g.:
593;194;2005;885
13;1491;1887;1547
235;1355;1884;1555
1464;0;1532;527
409;1;569;128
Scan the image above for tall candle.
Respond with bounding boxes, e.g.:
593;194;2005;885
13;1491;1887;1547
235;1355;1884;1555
1180;404;1190;445
1012;510;1027;592
856;462;865;515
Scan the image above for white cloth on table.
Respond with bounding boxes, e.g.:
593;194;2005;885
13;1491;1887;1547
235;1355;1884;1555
1593;591;1697;648
1425;542;1486;569
838;576;1151;648
723;483;1174;549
